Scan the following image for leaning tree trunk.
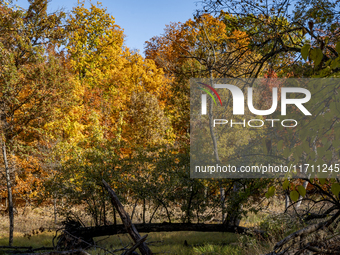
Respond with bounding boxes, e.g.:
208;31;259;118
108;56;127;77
2;140;14;246
102;180;152;255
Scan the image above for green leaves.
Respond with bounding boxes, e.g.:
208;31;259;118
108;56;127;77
287;185;305;202
283;179;289;190
310;48;323;66
277;140;283;151
336;42;340;54
297;185;306;197
265;186;276;198
331;183;340;197
300;44;325;66
283;147;290;158
301;44;310;61
290;190;299;202
262;139;268;154
66;1;124;83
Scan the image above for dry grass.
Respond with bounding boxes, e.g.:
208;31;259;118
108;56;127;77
0;206;56;239
0;198;292;254
0;205;243;254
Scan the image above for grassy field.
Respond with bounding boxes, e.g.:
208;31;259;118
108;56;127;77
0;230;266;254
92;231;242;255
0;200;285;254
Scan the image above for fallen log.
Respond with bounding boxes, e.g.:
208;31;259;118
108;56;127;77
123;235;148;255
61;222;265;241
273;210;340;251
57;180;265;252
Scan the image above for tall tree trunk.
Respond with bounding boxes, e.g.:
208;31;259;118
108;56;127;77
101;186;106;225
186;185;194;223
113;207;117;226
53;197;57;225
204;185;208;205
142;198;146;224
219;181;225;223
2;140;14;246
131;198;138;221
207;70;241;226
285;192;290;212
208;70;220;163
225;181;242;226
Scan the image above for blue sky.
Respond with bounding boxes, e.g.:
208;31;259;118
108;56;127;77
15;0;200;56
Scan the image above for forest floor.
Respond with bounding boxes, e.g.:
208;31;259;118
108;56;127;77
0;198;286;254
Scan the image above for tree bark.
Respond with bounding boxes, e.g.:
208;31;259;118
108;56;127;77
224;181;242;226
2;140;14;246
208;70;220;163
219;182;225;223
124;235;148;255
285;192;290;211
102;180;152;255
131;198;138;221
60;222;266;240
53;197;57;225
143;198;146;224
274;210;340;251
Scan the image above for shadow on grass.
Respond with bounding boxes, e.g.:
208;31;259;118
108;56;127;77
93;231;242;255
0;231;244;254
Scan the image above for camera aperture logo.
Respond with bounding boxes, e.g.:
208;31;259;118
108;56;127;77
198;82;223;112
200;83;312;128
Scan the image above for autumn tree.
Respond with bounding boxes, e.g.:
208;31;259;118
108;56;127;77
0;0;72;245
146;14;273;225
63;1;171;148
45;1;174;224
200;0;340;77
196;1;340;253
